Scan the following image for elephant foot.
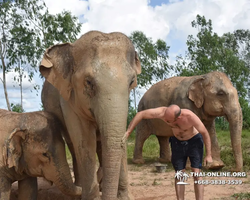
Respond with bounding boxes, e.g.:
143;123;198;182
117;190;134;200
232;166;242;172
132;158;144;164
158;157;170;163
207;160;225;170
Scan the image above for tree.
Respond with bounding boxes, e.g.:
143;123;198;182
175;15;250;128
129;31;170;108
130;31;170;88
0;0;81;110
176;15;249;98
222;29;250;99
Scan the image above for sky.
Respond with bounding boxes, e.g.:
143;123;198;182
1;0;250;112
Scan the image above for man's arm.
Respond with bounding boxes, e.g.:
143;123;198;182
125;107;166;138
188;113;213;164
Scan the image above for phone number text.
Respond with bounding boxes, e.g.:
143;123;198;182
194;180;243;185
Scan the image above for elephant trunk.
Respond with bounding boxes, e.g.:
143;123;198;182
95;94;128;200
45;142;82;197
53;162;82;196
227;103;243;171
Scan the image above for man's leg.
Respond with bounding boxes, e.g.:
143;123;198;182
189;133;204;200
175;169;185;200
192;167;204;200
171;136;188;200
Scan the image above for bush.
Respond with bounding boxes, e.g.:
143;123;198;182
11;103;24;113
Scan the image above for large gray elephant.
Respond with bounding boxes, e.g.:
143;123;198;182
39;31;141;200
133;71;243;171
0;109;82;200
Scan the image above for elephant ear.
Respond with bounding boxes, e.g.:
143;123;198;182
39;43;74;101
3;128;27;173
134;51;141;75
188;78;205;108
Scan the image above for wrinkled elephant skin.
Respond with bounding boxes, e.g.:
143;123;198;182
40;31;141;200
0;109;82;200
133;71;243;171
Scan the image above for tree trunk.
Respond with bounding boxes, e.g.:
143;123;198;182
1;60;11;110
0;40;11;111
19;61;23;111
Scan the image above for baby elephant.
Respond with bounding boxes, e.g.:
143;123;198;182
0;109;82;200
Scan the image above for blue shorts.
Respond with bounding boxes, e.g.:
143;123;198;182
170;133;204;171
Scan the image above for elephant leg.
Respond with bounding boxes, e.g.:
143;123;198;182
118;145;134;200
205;122;224;169
133;120;151;164
0;177;11;199
18;177;38;200
157;136;171;163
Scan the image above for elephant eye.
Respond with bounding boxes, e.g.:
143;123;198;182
42;153;49;158
86;80;92;86
217;90;226;96
84;77;96;97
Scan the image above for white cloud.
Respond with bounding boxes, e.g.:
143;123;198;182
44;0;170;41
1;0;250;111
44;0;88;16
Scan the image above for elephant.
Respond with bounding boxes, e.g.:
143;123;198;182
0;109;82;200
133;71;243;171
39;30;141;200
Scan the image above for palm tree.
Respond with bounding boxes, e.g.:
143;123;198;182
175;170;183;181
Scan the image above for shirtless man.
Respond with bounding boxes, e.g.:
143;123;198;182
123;104;213;200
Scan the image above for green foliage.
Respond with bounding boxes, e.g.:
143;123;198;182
129;31;170;88
11;103;25;113
239;97;250;129
176;15;249;98
215;117;229;130
175;14;250;129
1;0;82;69
0;0;81;110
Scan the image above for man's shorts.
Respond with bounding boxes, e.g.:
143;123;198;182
170;133;204;171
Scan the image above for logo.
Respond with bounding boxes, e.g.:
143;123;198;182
175;170;190;185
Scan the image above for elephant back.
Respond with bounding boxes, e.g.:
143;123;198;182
138;76;187;111
138;75;205;117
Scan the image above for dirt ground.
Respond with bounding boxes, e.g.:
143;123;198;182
10;163;250;200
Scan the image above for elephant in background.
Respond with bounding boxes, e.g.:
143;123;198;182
0;109;82;200
40;30;141;200
133;71;243;171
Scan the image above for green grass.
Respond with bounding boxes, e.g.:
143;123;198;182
127;129;250;171
127;132;160;164
231;192;250;199
65;129;250;172
216;130;250;171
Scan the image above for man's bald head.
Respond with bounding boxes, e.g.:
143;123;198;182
164;105;181;123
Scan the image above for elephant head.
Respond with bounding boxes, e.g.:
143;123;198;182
3;126;82;197
39;31;141;199
188;71;243;171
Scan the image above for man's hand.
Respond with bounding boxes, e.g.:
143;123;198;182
204;155;213;167
121;132;129;148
